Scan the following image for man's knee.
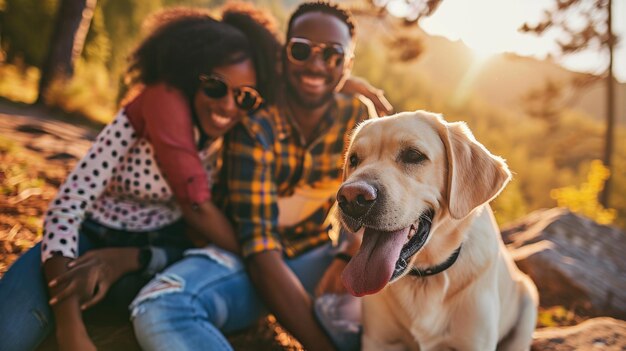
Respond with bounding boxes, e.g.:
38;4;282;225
130;273;186;325
130;272;230;329
315;294;362;351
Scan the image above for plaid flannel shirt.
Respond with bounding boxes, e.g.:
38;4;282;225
220;93;372;258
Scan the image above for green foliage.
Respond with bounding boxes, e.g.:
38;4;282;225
0;0;58;67
551;160;617;225
83;3;112;64
100;0;165;86
0;63;39;103
44;59;117;123
492;180;528;226
537;306;581;328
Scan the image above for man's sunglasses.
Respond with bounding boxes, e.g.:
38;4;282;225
286;37;348;68
199;74;263;112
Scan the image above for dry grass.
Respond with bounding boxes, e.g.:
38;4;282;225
0;135;68;275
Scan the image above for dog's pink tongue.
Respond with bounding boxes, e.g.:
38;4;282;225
342;227;409;297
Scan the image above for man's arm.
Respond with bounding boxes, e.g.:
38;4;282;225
341;76;393;117
224;123;336;351
247;251;336;351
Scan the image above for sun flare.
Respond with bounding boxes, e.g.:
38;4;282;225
418;0;557;62
464;39;499;62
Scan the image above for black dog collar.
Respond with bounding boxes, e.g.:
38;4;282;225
408;245;462;277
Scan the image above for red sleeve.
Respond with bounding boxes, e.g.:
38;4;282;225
138;84;211;206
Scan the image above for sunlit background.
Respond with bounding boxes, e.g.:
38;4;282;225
389;0;626;81
0;0;623;230
0;0;624;348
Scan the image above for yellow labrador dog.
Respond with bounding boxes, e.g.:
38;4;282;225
337;111;538;351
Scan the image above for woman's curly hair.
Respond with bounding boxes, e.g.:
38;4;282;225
221;2;281;104
125;4;281;106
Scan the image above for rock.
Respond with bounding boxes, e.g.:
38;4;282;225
532;317;626;350
502;208;626;318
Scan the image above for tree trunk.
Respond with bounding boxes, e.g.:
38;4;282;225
600;0;614;208
36;0;97;105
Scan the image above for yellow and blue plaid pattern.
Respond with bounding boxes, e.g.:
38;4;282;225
220;93;371;258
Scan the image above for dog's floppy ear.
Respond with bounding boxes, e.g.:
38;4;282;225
440;121;511;219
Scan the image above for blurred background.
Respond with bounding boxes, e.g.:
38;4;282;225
0;1;624;348
1;0;623;231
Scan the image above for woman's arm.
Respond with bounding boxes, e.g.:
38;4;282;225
179;200;239;253
41;111;139;350
43;257;96;351
140;85;237;252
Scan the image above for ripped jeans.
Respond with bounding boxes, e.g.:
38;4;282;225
131;243;361;351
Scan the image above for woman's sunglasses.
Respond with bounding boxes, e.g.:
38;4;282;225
199;74;263;112
286;37;347;68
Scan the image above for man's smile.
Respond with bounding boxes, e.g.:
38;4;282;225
297;73;328;94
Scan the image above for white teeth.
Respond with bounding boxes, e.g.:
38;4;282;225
212;114;232;128
407;225;416;241
301;76;325;86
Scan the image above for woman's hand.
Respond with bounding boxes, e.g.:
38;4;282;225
49;247;141;310
315;259;349;297
341;76;394;117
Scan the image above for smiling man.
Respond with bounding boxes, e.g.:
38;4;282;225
131;3;373;351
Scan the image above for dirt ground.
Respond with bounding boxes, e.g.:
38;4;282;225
0;109;93;276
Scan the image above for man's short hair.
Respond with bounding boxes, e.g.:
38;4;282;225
287;1;356;39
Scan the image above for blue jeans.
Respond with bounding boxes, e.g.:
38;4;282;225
0;220;192;351
131;243;361;351
0;237;95;351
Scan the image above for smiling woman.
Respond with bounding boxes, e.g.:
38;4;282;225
193;59;260;138
0;4;282;351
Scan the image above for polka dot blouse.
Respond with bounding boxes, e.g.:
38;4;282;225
42;85;218;262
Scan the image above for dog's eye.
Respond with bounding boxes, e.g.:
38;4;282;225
399;148;427;164
349;154;359;168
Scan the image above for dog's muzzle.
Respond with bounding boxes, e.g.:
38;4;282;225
341;208;435;297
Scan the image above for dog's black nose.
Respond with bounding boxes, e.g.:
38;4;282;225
337;181;377;219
